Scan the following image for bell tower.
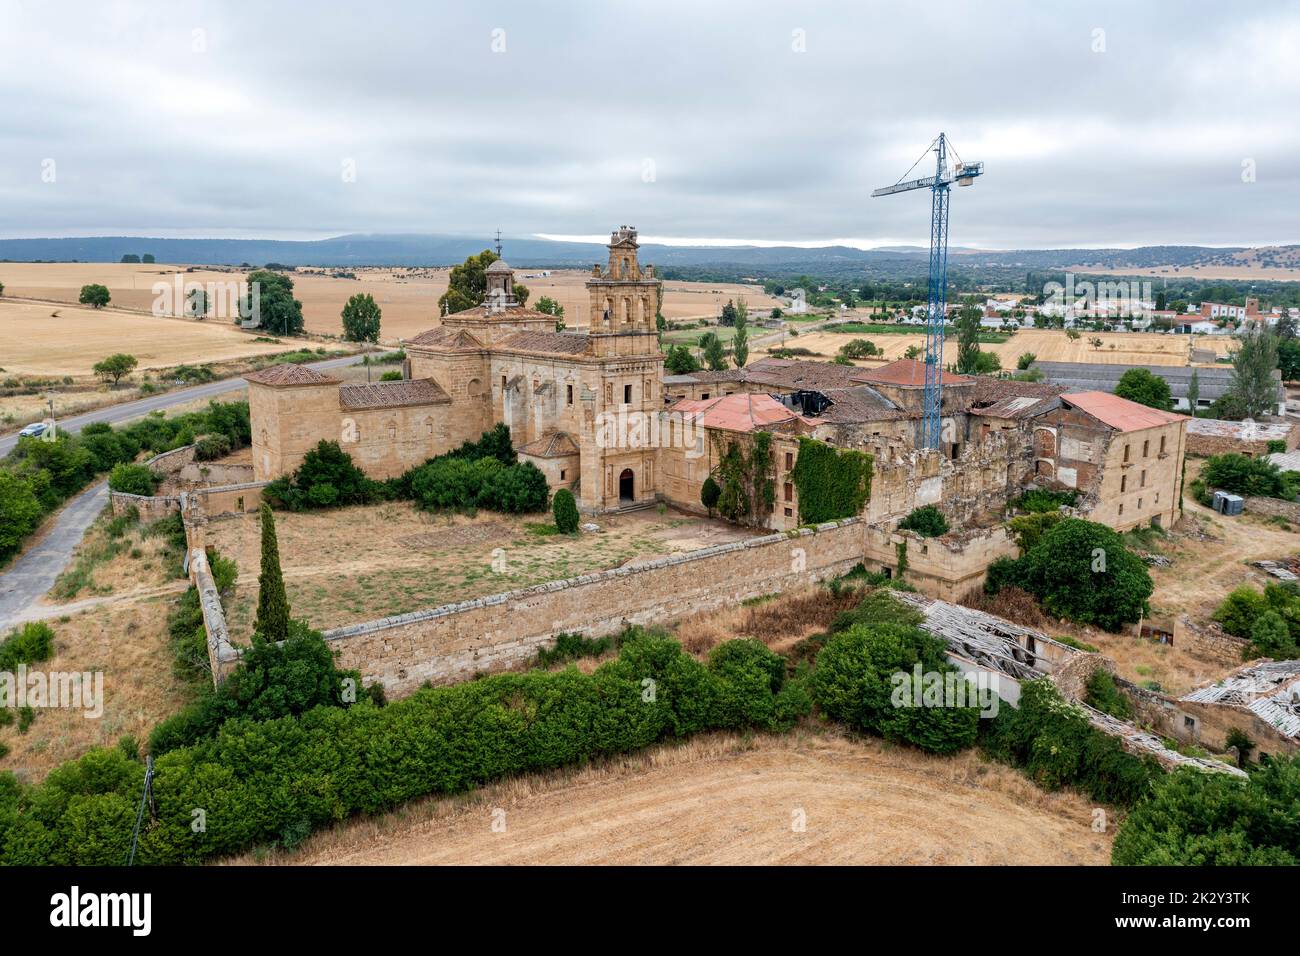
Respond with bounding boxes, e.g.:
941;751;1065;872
586;226;659;336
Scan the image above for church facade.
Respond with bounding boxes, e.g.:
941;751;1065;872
247;226;667;513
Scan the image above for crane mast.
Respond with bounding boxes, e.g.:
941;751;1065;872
872;133;983;450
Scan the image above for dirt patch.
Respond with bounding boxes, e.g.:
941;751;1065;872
229;730;1111;866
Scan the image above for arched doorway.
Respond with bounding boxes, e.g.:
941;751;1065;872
619;468;634;503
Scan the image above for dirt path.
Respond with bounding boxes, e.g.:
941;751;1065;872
239;732;1111;866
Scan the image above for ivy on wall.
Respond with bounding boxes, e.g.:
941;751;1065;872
790;437;873;524
710;431;776;525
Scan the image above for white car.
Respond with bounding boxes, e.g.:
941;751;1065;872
18;422;49;438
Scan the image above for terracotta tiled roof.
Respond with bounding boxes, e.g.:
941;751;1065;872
338;378;450;410
444;303;567;323
497;330;591;356
814;386;908;423
743;359;863;391
850;358;974;388
969;377;1067;404
669;393;805;433
517;431;580;459
969;394;1062;420
244;363;340;386
1061;390;1188;432
405;327;485;351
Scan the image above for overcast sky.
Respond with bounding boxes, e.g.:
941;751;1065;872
1;0;1297;249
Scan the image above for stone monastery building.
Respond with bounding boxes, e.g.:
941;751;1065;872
247;224;1189;547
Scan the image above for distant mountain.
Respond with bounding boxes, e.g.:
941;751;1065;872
0;233;1260;274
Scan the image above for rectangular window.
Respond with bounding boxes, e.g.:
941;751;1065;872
784;481;793;503
1141;469;1146;487
784;507;793;517
1124;444;1130;462
1142;439;1149;457
785;452;794;470
1160;435;1167;454
1121;475;1127;492
560;469;566;481
701;392;710;400
624;384;632;404
501;375;507;391
1138;497;1143;509
566;384;574;405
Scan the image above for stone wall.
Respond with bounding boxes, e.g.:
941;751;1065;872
109;490;182;518
322;518;866;697
1176;615;1248;666
1243;495;1300;523
863;524;1019;601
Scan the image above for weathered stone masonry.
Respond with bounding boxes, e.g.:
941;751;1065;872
322;518;866;697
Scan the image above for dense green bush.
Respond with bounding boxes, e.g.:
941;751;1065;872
1214;582;1300;658
107;463;158;496
0;621;55;671
985;518;1152;631
1;401;250;562
148;623;363;756
552;488;579;533
1112;755;1300;865
980;678;1159;807
897;504;949;537
1013;488;1077;514
263;440;384;511
812;607;980;755
0;631;808;865
1083;669;1133;720
193;434;233;462
1201;452;1295;499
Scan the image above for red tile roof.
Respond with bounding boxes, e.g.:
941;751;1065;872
670;393;805;433
498;330;591;356
338;378;450;410
244;363;340;386
850;358;974;388
1061;390;1188;432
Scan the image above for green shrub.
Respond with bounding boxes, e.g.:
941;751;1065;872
264;440;381;511
1112;755;1300;865
1084;669;1133;720
535;631;616;667
193;434;233;462
1;632;805;865
107;463;158;497
980;678;1159;807
1014;488;1077;513
0;621;55;671
1214;586;1270;638
812;610;979;755
552;488;579;533
898;504;949;537
988;518;1152;631
1202;452;1291;499
700;476;721;514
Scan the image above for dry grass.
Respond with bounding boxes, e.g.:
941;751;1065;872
205;503;759;639
0;598;195;783
224;728;1112;866
673;585;863;656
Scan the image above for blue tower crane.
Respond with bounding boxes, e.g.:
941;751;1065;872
872;133;983;450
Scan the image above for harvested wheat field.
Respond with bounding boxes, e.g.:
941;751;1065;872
0;298;288;376
764;327;1230;368
234;730;1111;866
0;262;779;344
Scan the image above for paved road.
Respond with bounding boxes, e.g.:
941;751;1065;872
0;482;108;631
0;353;365;457
0;354;365;629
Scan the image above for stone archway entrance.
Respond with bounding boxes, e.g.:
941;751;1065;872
619;468;634;503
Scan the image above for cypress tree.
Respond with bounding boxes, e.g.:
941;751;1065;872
254;503;291;642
